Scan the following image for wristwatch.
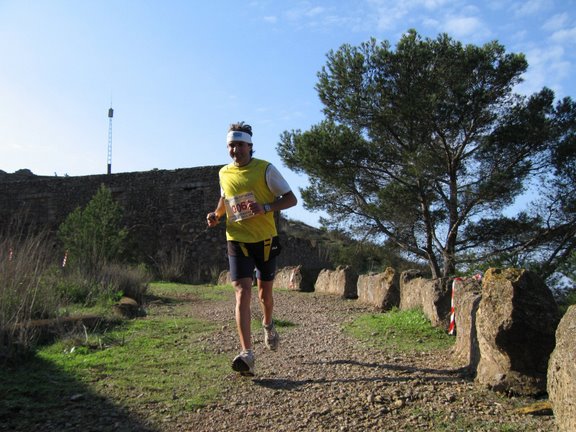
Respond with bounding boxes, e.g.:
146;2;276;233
263;203;272;214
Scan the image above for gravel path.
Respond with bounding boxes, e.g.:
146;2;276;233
159;288;556;432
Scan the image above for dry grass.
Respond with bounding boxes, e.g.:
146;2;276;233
0;229;150;364
0;230;61;362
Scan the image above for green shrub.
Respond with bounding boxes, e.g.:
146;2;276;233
58;184;127;273
54;268;101;306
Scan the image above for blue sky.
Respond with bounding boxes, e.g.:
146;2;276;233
1;0;575;226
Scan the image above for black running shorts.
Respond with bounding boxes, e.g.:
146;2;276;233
227;237;281;282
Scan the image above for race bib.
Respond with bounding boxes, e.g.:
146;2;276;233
225;191;256;222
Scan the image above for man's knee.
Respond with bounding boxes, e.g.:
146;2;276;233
233;278;252;299
258;283;273;299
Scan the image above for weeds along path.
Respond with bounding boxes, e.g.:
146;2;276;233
157;288;555;432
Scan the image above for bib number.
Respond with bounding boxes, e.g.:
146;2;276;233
225;192;256;222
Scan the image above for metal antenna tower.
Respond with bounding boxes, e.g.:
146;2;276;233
107;106;114;174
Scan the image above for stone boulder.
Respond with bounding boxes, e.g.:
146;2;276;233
399;269;427;311
217;270;231;285
113;296;146;318
357;268;399;310
399;270;451;327
475;268;560;395
547;305;576;432
314;266;358;299
275;265;303;291
451;277;482;373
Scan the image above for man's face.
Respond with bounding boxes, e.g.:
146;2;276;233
228;141;252;166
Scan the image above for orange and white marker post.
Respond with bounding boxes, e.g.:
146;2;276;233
448;273;483;335
448;277;462;335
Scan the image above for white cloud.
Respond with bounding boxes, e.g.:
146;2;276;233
421;0;451;10
445;16;481;35
369;1;412;30
422;17;440;30
550;27;576;44
263;15;277;24
367;0;489;37
513;0;551;17
278;3;368;32
438;16;492;43
518;44;570;96
485;0;507;12
305;6;325;17
285;4;325;22
511;29;528;43
542;12;569;31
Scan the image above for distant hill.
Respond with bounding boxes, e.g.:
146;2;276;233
279;217;326;241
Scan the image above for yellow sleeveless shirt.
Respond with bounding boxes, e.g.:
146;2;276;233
219;158;277;243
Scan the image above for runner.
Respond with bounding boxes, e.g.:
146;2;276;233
206;121;297;376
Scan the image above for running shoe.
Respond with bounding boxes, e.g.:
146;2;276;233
263;321;279;351
232;350;255;376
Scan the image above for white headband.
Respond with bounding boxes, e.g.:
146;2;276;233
227;130;252;144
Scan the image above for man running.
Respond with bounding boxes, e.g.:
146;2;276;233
206;121;297;376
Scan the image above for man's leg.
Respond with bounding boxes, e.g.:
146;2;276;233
233;277;254;351
228;242;257;375
258;277;279;350
257;279;274;326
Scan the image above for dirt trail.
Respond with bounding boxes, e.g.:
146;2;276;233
158;289;555;432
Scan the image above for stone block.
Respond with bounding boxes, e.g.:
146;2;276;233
451;278;482;372
475;268;560;395
314;266;358;298
399;270;451;327
548;305;576;432
357;267;399;310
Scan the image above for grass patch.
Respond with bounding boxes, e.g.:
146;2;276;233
343;308;454;353
40;316;228;409
149;282;233;302
0;310;229;430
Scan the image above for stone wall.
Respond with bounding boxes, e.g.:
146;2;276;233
314;266;564;398
0;168;332;282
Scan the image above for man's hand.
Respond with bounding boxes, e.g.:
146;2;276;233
206;212;220;227
248;201;266;215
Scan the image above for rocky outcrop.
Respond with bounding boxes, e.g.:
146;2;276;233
548;305;576;432
357;268;399;310
475;268;560;395
314;266;358;299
